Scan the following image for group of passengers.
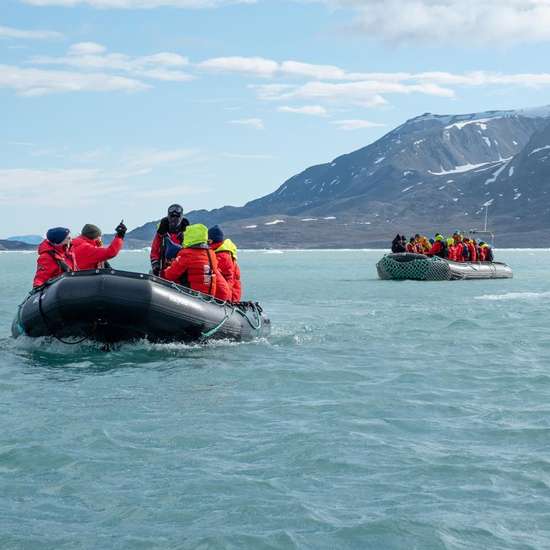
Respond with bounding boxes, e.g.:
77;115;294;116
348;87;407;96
32;204;242;302
391;233;494;262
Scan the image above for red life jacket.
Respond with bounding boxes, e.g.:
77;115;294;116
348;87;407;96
33;240;78;288
232;262;242;302
466;242;477;262
211;239;242;302
162;245;217;296
72;235;123;270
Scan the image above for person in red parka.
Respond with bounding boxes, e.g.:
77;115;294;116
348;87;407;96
162;224;221;297
72;222;126;270
33;227;77;288
208;225;242;302
425;234;447;258
150;204;189;276
463;237;477;262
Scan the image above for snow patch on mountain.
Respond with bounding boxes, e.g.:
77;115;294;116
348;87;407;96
446;118;493;131
429;161;494;176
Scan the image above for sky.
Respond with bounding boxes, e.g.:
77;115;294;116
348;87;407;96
2;0;550;237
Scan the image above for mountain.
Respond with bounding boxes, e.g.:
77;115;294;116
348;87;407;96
127;106;550;248
0;239;36;251
7;235;43;245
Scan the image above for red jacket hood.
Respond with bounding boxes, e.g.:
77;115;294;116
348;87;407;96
37;239;68;255
72;235;99;248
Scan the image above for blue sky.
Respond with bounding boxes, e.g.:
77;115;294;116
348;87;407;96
2;0;550;237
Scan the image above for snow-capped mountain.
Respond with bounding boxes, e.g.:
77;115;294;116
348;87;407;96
128;106;550;247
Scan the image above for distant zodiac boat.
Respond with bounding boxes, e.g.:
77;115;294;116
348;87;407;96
376;253;513;281
12;270;270;344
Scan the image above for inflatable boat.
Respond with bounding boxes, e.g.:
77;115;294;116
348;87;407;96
376;253;513;281
12;269;270;344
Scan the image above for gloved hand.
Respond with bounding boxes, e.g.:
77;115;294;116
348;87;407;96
151;260;160;276
157;217;169;236
115;222;127;239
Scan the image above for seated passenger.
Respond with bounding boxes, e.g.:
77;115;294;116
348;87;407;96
425;234;447;258
463;237;477;262
479;242;494;262
209;225;242;302
33;227;77;288
72;222;126;270
150;204;190;276
391;234;406;253
453;234;469;262
406;237;417;253
162;223;227;298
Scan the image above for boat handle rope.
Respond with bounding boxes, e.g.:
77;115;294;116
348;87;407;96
200;305;236;341
236;302;263;331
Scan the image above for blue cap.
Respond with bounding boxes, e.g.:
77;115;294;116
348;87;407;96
46;227;70;245
208;225;224;243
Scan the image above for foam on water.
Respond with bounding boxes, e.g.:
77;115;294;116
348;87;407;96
475;291;550;301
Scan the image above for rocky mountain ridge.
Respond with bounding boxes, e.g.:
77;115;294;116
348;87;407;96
125;105;550;247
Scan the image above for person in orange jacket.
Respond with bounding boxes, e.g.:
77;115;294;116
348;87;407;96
72;222;126;270
208;225;242;302
150;204;189;276
33;227;77;288
163;224;230;300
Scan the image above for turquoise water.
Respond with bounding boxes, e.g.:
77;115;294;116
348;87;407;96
1;249;550;549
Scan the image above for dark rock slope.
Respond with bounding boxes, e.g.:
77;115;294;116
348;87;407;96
128;106;550;248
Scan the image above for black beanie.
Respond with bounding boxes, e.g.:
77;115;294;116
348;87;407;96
208;225;224;243
81;224;102;239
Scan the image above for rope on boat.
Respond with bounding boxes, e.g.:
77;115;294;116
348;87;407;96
200;305;236;341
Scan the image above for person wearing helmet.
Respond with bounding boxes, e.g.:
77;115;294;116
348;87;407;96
72;221;127;270
162;224;219;297
33;227;78;288
150;204;189;276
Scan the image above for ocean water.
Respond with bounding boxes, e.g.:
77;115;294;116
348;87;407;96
1;249;550;549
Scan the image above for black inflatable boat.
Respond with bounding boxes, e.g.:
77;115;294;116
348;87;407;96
12;269;270;344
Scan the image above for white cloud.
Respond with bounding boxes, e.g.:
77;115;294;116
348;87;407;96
228;118;265;129
320;0;550;45
32;42;193;82
330;119;386;130
22;0;255;8
278;105;328;116
0;147;210;207
0;64;149;96
254;79;453;107
0;24;63;40
198;56;278;77
68;42;107;55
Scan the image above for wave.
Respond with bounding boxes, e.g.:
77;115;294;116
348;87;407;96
475;291;550;301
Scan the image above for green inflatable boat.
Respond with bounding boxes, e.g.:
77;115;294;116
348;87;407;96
376;253;513;281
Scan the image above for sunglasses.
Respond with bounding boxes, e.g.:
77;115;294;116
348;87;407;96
168;210;183;217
